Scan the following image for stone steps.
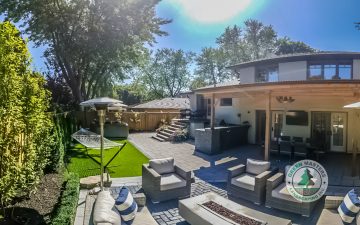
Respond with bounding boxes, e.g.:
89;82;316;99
152;118;189;142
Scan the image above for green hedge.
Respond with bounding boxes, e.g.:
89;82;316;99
46;112;78;172
51;172;80;225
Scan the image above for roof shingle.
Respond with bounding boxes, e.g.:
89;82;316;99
131;97;190;109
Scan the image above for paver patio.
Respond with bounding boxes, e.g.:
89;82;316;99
129;132;261;182
75;132;360;225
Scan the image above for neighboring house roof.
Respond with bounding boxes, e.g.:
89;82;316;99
131;97;190;109
227;51;360;69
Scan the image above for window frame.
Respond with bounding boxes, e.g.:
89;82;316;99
255;65;279;83
307;60;353;80
220;98;232;106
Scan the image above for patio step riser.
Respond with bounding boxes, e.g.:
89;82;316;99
163;129;177;135
174;121;188;127
170;124;186;129
151;135;166;142
159;130;172;138
167;126;178;131
156;133;170;140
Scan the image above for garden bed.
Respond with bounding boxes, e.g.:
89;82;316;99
0;173;63;225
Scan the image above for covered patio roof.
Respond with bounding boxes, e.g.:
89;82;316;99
195;80;360;97
195;80;360;161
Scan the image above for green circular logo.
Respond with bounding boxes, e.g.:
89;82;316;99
286;160;328;202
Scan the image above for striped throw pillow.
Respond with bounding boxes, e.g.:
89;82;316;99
338;189;360;224
115;187;138;222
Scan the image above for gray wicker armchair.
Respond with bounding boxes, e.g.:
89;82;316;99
227;159;277;204
142;158;191;203
266;172;319;217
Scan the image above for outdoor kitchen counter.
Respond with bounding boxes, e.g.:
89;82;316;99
194;125;250;155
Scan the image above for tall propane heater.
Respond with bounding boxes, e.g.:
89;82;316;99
80;97;123;190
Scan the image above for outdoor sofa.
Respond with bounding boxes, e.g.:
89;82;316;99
227;158;277;204
266;171;319;217
142;157;192;202
91;190;158;225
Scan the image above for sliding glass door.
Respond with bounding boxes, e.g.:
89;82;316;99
330;113;347;152
311;112;347;152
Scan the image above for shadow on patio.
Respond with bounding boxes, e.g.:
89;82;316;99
192;144;360;190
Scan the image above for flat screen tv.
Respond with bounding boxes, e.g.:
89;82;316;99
286;111;308;126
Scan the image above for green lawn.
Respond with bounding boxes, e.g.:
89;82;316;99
66;140;149;178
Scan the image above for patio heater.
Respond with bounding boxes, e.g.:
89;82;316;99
344;101;360;177
80;97;123;190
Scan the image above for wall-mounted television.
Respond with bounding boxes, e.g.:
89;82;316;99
286;111;308;126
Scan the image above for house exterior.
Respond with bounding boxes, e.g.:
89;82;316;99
190;52;360;159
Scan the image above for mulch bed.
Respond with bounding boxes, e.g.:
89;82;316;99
202;201;263;225
0;173;63;225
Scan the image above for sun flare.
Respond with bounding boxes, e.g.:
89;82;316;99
172;0;253;23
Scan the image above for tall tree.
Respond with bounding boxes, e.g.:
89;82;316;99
216;25;249;65
0;0;170;105
142;48;194;98
194;47;231;86
244;19;277;60
276;37;316;55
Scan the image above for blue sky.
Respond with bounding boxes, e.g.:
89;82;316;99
3;0;360;70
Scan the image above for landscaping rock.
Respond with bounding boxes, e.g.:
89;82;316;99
80;173;112;189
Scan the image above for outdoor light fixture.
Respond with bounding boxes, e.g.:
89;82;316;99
276;96;295;104
80;97;123;190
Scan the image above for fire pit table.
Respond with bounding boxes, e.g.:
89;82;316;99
179;192;292;225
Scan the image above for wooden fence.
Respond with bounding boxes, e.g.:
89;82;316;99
76;111;180;131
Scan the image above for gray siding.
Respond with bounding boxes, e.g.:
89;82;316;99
278;61;307;81
353;59;360;79
239;66;255;83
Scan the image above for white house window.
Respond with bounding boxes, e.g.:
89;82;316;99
308;62;352;80
220;98;232;106
256;67;279;82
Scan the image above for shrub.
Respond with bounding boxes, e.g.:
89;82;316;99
171;128;189;142
51;172;80;225
46;112;78;172
0;21;53;206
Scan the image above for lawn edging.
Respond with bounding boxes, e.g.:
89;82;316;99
127;138;154;160
51;172;80;225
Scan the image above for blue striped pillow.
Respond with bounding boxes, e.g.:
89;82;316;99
338;189;360;224
115;187;138;223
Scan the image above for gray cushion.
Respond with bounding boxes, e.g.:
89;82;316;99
160;173;186;191
149;157;175;175
231;174;255;191
93;191;121;225
317;209;344;225
271;183;300;203
246;158;270;175
285;165;292;177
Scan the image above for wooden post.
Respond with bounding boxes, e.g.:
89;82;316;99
264;91;271;161
144;111;148;131
352;139;357;177
211;93;215;130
